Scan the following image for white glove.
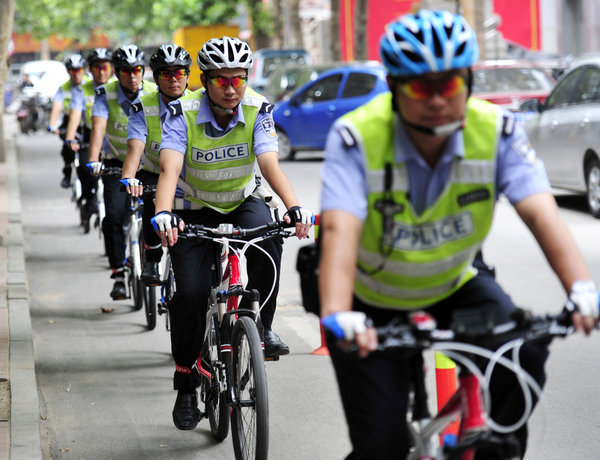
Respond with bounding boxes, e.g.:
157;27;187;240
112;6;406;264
321;312;369;341
286;206;314;225
86;161;103;175
120;178;141;187
568;280;599;319
151;211;182;232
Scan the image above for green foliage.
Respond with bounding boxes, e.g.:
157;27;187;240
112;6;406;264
14;0;275;45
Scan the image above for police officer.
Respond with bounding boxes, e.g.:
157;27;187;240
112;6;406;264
151;37;313;430
48;53;88;188
318;10;598;460
87;44;156;300
122;44;192;284
64;48;115;232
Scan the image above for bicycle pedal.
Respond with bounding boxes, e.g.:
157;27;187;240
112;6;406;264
264;355;280;362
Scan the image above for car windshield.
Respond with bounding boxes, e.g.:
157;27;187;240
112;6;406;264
262;53;308;79
472;67;554;92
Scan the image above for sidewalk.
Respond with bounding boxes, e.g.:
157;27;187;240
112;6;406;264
1;114;43;459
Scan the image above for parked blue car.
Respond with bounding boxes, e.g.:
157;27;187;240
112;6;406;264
273;63;389;160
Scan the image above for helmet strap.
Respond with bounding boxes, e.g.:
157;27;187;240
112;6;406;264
206;92;238;117
402;117;464;137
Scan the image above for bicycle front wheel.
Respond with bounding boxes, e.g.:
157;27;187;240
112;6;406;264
130;227;144;311
230;316;269;460
202;312;229;442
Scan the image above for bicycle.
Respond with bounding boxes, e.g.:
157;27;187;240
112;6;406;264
178;205;294;460
357;301;598;460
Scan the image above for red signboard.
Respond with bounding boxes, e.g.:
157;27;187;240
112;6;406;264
340;0;541;62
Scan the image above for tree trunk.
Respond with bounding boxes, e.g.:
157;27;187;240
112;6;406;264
354;0;368;61
330;0;341;61
246;0;272;50
272;0;284;48
287;0;303;48
0;0;17;162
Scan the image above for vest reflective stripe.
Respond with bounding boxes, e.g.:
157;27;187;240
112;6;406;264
358;245;477;277
177;88;263;213
79;80;96;128
103;80;157;161
139;92;162;174
344;94;500;309
185;163;255;181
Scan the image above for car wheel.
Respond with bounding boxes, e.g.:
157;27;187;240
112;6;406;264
276;128;295;161
586;157;600;218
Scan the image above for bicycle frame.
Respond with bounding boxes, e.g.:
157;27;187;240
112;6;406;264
408;370;487;460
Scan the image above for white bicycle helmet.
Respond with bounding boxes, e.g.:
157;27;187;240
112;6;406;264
197;37;253;71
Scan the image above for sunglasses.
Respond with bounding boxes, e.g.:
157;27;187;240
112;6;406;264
68;68;84;75
157;68;189;80
118;66;143;77
208;75;247;89
92;63;111;72
398;75;466;100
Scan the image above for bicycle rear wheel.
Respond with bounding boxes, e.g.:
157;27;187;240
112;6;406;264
202;312;230;442
230;316;269;460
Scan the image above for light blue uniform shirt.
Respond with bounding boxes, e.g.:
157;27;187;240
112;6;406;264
127;92;169;142
69;87;86;111
52;83;83;105
321;108;551;220
160;89;278;156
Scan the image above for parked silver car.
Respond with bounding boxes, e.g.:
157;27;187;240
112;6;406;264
521;57;600;217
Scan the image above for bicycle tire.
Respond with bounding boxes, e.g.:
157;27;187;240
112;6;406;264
130;227;144;311
139;230;157;329
143;285;157;330
202;311;230;442
230;316;269;460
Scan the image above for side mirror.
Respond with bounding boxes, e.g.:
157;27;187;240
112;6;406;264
519;99;541;113
288;95;301;107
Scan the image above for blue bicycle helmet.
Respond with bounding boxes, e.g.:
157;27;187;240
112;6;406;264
380;9;479;77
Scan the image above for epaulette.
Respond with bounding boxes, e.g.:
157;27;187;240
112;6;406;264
167;100;183;116
502;114;515;137
259;101;274;114
339;125;357;148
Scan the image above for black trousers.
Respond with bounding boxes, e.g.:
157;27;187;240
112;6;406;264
135;170;162;262
326;259;549;460
101;159;129;270
168;196;283;391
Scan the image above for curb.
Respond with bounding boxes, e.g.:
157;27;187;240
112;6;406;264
4;119;43;459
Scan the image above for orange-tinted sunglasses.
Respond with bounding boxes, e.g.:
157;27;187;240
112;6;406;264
208;75;247;89
398;75;466;100
118;65;143;77
92;63;111;72
157;68;189;80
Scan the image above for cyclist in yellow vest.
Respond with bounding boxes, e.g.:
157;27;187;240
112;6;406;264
152;36;313;430
319;10;598;460
48;54;87;188
64;48;115;233
87;44;157;300
121;44;192;285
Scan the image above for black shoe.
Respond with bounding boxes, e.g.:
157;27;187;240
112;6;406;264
140;261;160;286
110;280;126;300
60;176;70;188
172;390;202;430
264;329;289;357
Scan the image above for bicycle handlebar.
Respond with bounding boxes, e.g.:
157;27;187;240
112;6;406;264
180;221;295;241
374;306;575;353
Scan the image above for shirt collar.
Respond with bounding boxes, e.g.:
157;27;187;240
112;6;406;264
196;89;245;132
